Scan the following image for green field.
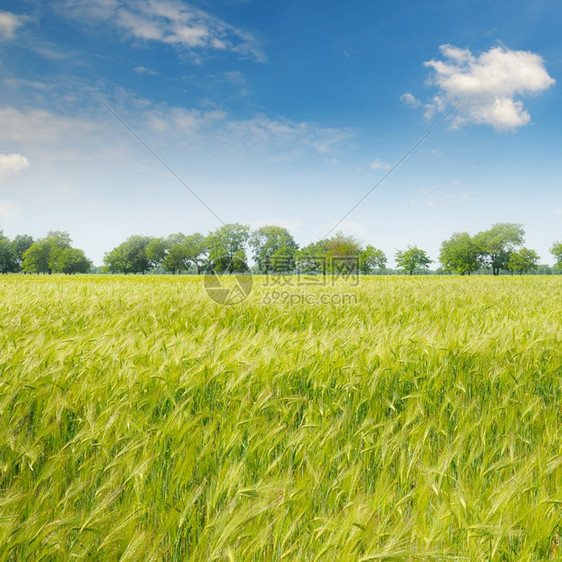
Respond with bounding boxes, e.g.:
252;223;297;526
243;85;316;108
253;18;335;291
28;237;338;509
0;275;560;560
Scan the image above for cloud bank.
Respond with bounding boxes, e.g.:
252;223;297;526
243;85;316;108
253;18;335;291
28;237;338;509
415;44;555;131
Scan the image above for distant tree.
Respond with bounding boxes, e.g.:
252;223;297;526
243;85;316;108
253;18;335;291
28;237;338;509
551;241;562;269
395;246;432;275
439;232;480;275
162;240;191;273
250;226;298;273
295;240;329;275
103;245;127;274
103;235;153;274
507;248;540;275
22;241;51;273
52;248;92;274
11;234;34;272
22;231;72;274
146;237;168;269
270;247;295;273
0;230;17;274
359;245;387;274
182;233;209;274
325;232;362;272
207;224;250;273
474;223;525;276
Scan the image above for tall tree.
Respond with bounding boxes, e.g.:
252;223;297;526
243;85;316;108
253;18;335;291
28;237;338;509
250;225;298;273
439;232;480;275
474;223;525;276
207;224;250;273
395;246;432;275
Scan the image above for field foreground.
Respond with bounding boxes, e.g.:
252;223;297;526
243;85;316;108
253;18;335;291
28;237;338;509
0;275;561;560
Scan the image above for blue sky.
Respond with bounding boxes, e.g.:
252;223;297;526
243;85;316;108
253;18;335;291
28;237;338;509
0;0;560;266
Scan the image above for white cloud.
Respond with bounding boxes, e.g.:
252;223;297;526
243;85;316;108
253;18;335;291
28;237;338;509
134;66;159;75
0;10;24;41
423;44;555;130
0;200;21;220
400;92;421;108
61;0;265;61
370;158;391;170
0;153;30;182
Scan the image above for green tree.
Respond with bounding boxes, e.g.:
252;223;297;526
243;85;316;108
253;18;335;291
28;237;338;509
162;235;190;274
11;234;34;272
359;245;387;274
0;230;17;274
22;242;51;273
52;248;92;274
182;233;209;274
551;241;562;269
250;225;298;273
104;235;153;274
507;248;540;275
395;246;432;275
270;247;295;273
474;223;525;276
439;232;480;275
146;238;168;269
295;240;329;275
207;224;250;273
22;231;72;274
325;232;362;273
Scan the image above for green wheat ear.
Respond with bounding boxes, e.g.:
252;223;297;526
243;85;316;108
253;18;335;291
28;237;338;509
0;274;560;560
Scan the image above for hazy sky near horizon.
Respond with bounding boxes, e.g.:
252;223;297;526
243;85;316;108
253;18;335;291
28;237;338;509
0;0;560;266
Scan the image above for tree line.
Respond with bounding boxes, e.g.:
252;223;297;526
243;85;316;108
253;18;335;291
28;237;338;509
1;223;561;275
0;230;91;274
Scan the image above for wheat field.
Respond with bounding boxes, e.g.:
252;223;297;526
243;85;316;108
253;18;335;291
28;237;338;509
0;275;560;560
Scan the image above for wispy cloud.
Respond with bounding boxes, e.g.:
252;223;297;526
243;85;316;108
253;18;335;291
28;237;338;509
0;10;25;41
225;115;352;155
60;0;265;62
369;158;391;170
422;44;555;131
0;153;30;182
0;91;352;167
